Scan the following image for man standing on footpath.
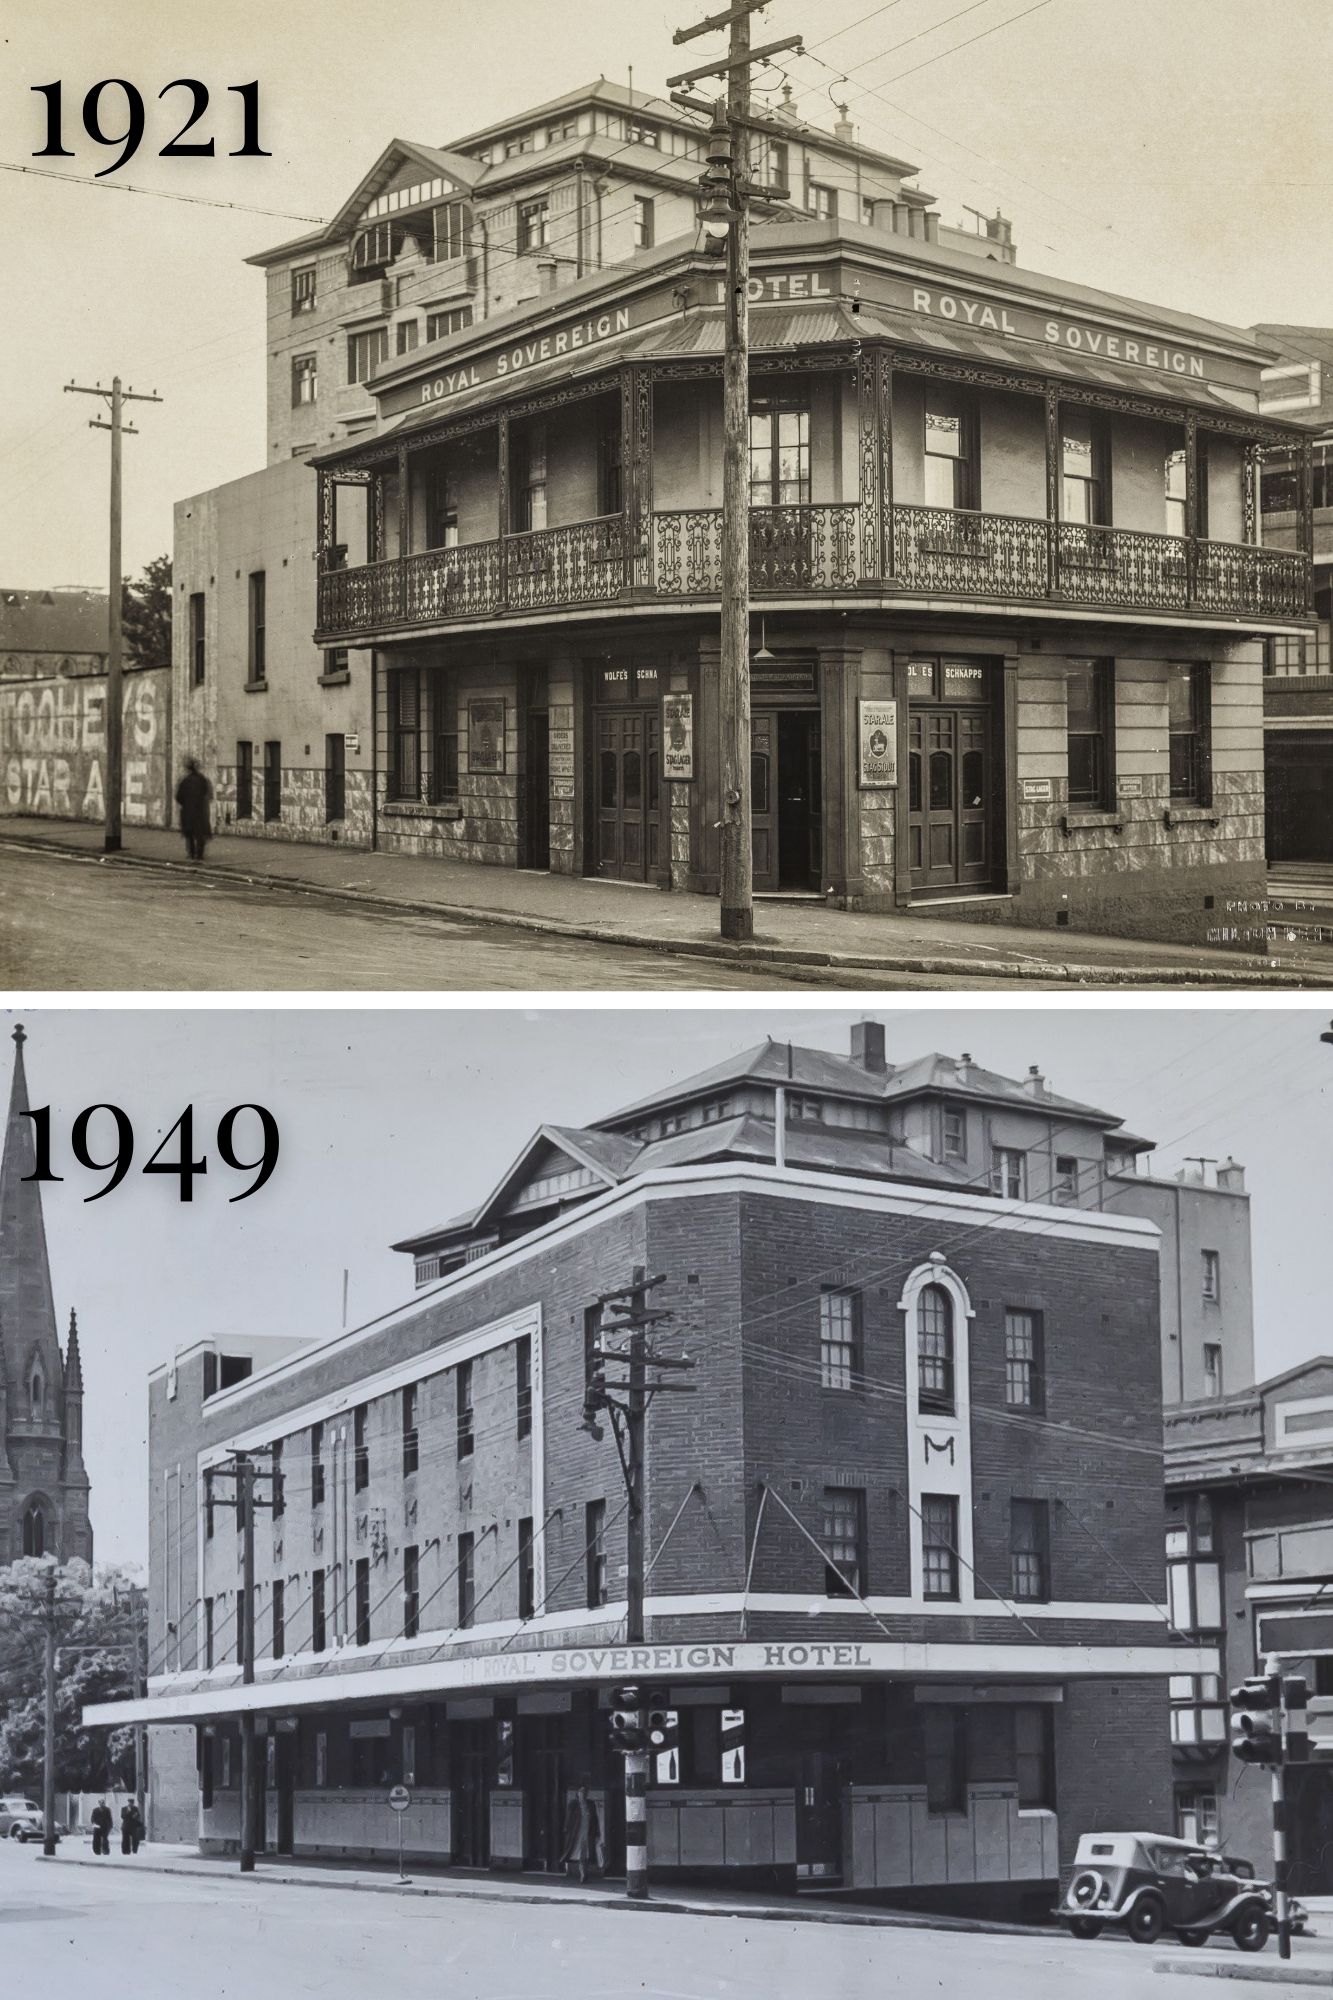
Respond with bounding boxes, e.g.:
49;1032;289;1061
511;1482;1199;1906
175;758;213;863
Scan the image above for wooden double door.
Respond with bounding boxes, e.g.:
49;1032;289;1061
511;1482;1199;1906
595;707;662;882
752;709;822;893
908;701;993;892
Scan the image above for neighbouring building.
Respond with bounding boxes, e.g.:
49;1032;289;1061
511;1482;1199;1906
0;1027;92;1565
1166;1359;1333;1892
170;80;1317;943
1252;328;1333;864
1;584;172;829
90;1022;1217;1913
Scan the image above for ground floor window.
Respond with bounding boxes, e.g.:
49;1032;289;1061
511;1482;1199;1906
1168;661;1212;805
1176;1788;1219;1845
325;734;345;823
387;668;459;805
236;741;253;820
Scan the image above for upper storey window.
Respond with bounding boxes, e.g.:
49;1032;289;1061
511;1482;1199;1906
1060;409;1110;525
924;391;978;511
518;199;551;253
291;265;316;315
749;393;810;507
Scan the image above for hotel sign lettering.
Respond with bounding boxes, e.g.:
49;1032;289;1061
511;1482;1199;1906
908;283;1210;380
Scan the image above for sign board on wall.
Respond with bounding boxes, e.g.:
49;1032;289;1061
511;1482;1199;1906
662;693;694;781
1118;776;1144;798
0;668;171;826
1021;777;1054;803
467;699;505;774
858;699;898;788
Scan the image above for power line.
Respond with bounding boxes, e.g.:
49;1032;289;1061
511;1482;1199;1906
0;159;326;223
874;0;1055;87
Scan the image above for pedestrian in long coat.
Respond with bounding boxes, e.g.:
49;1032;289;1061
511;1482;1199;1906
90;1799;113;1856
559;1785;602;1884
119;1801;136;1855
175;758;213;862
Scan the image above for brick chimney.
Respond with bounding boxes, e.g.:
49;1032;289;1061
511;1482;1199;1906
1023;1065;1047;1098
833;104;855;144
536;255;559;296
1217;1157;1246;1193
850;1020;886;1074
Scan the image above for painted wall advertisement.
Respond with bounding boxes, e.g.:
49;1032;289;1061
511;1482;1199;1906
662;693;694;782
0;668;171;825
858;698;898;788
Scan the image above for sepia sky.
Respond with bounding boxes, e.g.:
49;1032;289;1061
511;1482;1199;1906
2;0;1331;586
3;1002;1330;1567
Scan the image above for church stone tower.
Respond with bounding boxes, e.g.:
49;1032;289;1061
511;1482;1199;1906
0;1026;92;1565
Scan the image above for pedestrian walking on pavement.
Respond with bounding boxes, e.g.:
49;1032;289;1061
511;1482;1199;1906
119;1801;141;1854
129;1801;144;1853
559;1784;602;1884
175;758;213;862
90;1798;112;1856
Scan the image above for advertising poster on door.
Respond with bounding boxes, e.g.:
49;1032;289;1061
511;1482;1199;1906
858;699;898;788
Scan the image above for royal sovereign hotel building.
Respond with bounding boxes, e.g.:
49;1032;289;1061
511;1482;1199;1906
90;1023;1214;1913
170;81;1316;942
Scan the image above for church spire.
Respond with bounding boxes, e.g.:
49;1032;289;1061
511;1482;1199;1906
61;1307;87;1488
0;1025;62;1463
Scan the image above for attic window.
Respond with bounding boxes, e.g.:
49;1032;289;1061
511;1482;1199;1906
700;1100;734;1125
787;1094;825;1123
365;176;454;220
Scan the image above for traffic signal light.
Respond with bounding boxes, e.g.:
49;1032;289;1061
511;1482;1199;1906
608;1684;648;1756
1230;1673;1283;1765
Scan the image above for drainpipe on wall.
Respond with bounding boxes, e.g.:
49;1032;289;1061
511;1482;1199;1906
774;1086;786;1170
575;167;585;280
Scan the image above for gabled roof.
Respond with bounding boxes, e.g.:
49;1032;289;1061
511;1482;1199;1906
468;1122;635;1232
246;139;481;268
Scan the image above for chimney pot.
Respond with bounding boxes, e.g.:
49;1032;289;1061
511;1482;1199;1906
850;1020;887;1074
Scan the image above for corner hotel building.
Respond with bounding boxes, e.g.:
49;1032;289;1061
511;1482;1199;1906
168;83;1317;943
89;1025;1212;1913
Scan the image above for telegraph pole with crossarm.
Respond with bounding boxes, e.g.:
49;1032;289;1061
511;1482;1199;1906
205;1449;278;1873
582;1266;697;1899
63;376;163;853
669;3;802;944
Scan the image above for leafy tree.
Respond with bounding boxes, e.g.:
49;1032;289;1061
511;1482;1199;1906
0;1559;140;1794
121;554;172;669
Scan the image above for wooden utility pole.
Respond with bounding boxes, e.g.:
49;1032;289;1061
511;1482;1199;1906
42;1566;57;1857
64;376;162;853
670;3;801;941
583;1267;696;1902
208;1448;273;1874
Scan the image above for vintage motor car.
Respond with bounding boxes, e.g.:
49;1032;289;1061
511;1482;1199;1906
0;1796;55;1843
1057;1832;1273;1949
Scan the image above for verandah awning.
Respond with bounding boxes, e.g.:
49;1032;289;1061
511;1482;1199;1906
85;1631;1217;1729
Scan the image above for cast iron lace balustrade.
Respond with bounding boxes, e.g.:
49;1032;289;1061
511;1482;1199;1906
1055;522;1189;609
314;505;1311;635
892;504;1048;599
402;543;502;621
652;504;859;596
1194;539;1307;620
504;517;628;610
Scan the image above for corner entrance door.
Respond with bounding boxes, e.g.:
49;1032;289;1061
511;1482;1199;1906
908;704;991;892
752;710;821;892
522;710;550;870
596;709;661;881
796;1749;847;1882
524;1716;565;1873
453;1720;491;1868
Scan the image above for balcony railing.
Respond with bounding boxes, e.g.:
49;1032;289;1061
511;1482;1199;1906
892;504;1048;599
315;502;1311;637
506;516;626;611
652;504;859;596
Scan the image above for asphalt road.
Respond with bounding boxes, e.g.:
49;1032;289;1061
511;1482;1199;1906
12;1848;1317;2000
0;845;883;992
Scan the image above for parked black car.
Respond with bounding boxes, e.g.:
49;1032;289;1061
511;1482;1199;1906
1056;1833;1274;1950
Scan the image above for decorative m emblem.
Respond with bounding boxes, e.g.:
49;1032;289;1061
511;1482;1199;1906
923;1434;956;1464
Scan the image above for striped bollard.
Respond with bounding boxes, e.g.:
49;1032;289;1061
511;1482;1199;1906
625;1731;648;1901
1272;1763;1291;1962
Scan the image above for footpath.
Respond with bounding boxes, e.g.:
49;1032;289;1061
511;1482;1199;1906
45;1836;1048;1937
3;818;1326;988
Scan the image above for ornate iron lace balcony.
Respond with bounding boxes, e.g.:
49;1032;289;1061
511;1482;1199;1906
314;502;1311;637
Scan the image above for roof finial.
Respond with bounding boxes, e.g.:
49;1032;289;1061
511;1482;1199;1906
12;1024;25;1047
